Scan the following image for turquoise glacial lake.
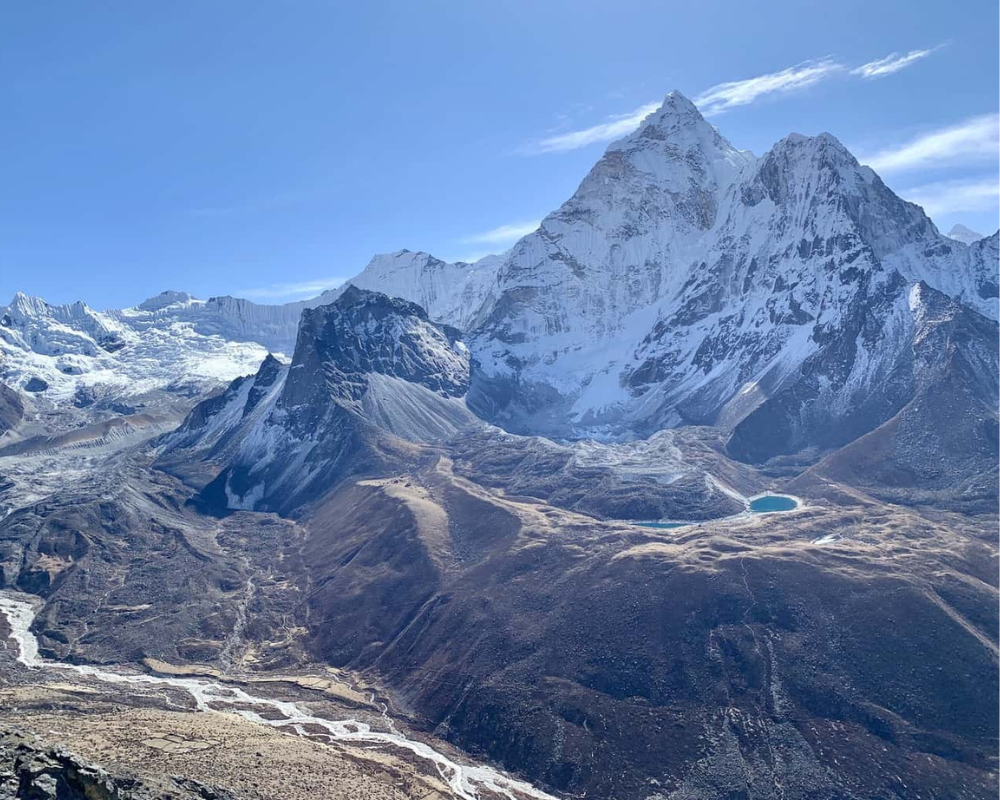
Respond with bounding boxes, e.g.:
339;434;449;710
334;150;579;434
749;495;798;512
635;494;798;528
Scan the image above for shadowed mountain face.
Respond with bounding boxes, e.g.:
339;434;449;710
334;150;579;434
158;285;479;515
1;92;997;800
161;286;764;525
281;285;470;410
726;282;999;472
0;381;21;436
789;285;1000;513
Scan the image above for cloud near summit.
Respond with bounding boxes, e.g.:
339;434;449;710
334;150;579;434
526;46;946;154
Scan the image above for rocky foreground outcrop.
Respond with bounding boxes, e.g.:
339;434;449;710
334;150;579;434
0;727;233;800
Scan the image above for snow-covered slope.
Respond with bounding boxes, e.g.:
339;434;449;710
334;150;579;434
0;292;270;408
158;353;290;464
482;92;754;347
0;284;349;417
324;250;502;330
114;291;308;354
616;130;991;432
963;232;1000;315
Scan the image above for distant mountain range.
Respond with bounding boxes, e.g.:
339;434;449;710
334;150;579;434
5;95;997;426
10;91;994;499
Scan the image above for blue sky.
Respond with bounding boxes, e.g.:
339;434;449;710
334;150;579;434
2;0;997;308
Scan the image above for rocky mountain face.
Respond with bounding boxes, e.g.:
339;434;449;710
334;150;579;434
965;231;1000;304
163;285;751;522
792;283;1000;512
161;286;480;514
157;354;289;468
0;378;21;437
725;274;999;462
283;286;470;408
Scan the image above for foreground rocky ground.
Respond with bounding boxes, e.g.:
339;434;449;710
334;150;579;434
0;726;234;800
0;619;535;800
0;701;454;800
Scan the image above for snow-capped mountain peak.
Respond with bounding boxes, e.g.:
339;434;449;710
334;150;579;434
322;249;502;331
607;90;755;189
458;92;999;440
137;290;197;311
759;130;872;194
7;292;52;317
4;88;995;462
947;223;986;245
0;290;273;410
2;292;131;358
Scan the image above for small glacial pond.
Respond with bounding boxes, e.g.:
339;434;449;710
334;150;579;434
635;494;799;528
749;494;798;513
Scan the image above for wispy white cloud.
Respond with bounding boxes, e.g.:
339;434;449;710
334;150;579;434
851;46;942;79
239;276;347;301
527;59;844;154
443;219;543;263
900;176;1000;218
463;220;542;245
533;102;661;154
693;59;844;116
526;45;948;155
861;114;1000;174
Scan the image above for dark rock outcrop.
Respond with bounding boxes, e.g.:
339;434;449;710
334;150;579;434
0;728;233;800
0;382;21;436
